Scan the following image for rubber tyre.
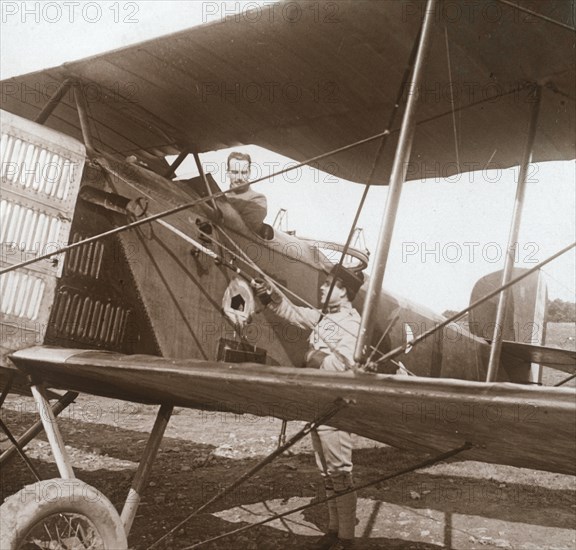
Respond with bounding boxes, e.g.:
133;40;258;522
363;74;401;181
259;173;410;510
0;478;128;549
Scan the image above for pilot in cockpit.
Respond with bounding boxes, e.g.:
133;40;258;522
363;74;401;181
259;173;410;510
226;151;268;234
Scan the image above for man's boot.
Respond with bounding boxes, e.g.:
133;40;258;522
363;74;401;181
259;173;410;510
309;531;338;550
310;481;339;549
327;539;355;550
332;473;357;549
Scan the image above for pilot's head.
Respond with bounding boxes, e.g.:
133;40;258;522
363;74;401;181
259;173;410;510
320;264;364;307
227;152;251;192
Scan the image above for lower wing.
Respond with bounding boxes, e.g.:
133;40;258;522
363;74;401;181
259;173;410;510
6;346;575;476
501;341;576;374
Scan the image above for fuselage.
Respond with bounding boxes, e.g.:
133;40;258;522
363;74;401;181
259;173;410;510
0;110;512;387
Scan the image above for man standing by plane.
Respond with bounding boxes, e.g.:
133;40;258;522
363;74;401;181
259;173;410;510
252;265;364;550
226;151;268;233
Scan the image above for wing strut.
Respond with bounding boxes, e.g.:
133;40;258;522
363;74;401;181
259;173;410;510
30;384;75;479
121;404;173;534
193;151;221;215
0;390;78;467
74;82;96;154
34;78;73;125
354;0;439;365
486;86;543;382
320;18;425;316
164;150;189;178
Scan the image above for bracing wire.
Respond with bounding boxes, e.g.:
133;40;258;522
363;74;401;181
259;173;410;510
444;25;461;171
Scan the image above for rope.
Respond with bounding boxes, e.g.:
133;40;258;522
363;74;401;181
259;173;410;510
178;442;472;550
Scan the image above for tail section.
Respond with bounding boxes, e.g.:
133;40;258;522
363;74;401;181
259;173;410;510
469;268;548;383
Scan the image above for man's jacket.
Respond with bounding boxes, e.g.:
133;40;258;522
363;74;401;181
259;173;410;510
269;297;360;372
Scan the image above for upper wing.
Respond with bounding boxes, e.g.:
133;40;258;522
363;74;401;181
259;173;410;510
1;0;574;183
8;346;576;476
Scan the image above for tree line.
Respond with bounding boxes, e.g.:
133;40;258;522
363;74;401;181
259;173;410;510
547;298;576;323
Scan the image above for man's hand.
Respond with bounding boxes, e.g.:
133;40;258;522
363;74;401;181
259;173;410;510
305;349;328;369
251;278;280;305
251;278;270;296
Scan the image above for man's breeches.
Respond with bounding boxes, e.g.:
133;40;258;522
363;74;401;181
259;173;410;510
311;425;353;487
311;425;356;540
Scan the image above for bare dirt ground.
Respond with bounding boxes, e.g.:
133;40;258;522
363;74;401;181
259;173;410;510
1;323;575;549
2;393;575;550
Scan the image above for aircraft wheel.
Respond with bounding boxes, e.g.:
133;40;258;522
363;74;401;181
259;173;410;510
0;478;128;549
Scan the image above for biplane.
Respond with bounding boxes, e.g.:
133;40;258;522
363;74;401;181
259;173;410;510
1;0;575;548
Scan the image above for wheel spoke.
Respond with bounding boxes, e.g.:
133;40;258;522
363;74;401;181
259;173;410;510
43;521;53;541
20;514;102;549
55;521;61;542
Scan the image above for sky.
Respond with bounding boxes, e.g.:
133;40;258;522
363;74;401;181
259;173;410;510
2;0;574;313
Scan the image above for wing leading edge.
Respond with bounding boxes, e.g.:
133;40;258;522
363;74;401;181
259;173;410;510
8;346;576;475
